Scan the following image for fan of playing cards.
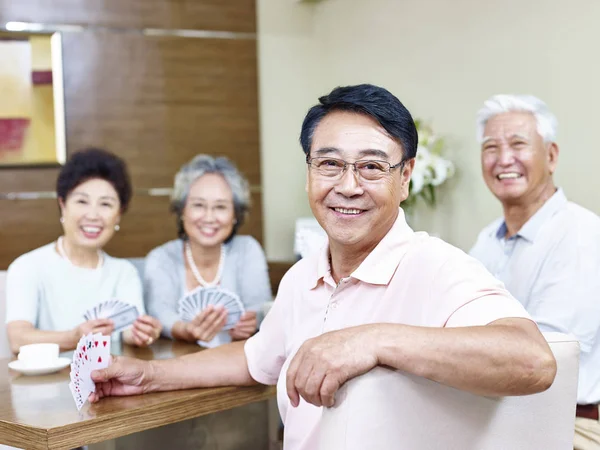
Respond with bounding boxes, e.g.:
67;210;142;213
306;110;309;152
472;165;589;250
178;286;245;331
69;333;111;410
83;299;140;333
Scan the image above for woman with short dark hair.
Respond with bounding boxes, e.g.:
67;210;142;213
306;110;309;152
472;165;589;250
6;148;162;353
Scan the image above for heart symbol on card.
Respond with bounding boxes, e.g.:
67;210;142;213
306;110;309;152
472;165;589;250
85;355;88;361
95;341;99;347
97;356;102;363
103;341;107;347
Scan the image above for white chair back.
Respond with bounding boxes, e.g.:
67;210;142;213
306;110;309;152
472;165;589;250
320;332;579;450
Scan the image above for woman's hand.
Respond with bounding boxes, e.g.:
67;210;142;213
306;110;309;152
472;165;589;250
125;315;163;347
72;319;114;347
229;311;257;341
185;305;228;342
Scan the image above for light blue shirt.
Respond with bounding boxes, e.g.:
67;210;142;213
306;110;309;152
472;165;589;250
144;235;272;340
470;189;600;403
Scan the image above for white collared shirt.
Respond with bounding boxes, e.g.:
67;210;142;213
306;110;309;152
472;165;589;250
470;189;600;403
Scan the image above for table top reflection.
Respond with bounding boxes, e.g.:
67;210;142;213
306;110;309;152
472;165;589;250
0;338;275;450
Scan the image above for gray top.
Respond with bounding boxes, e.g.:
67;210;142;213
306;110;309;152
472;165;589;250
145;235;272;338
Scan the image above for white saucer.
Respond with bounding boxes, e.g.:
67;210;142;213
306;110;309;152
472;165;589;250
8;357;71;376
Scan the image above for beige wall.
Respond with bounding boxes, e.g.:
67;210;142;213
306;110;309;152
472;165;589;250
257;1;324;261
259;0;600;261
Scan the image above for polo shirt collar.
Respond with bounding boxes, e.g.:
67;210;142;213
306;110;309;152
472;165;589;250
311;208;415;288
493;188;567;242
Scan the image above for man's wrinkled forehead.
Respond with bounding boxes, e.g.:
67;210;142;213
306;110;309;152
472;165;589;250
481;133;531;145
482;112;539;143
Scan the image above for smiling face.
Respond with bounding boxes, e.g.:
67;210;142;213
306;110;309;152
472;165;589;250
306;111;413;250
481;111;558;206
182;173;236;248
59;178;121;251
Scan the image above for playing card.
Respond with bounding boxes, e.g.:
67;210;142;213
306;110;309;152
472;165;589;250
177;287;245;332
69;333;112;410
89;334;111;369
69;381;85;410
82;299;136;323
76;335;95;393
107;305;139;333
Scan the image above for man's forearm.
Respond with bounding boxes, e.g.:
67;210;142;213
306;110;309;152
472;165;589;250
149;340;257;391
371;318;556;397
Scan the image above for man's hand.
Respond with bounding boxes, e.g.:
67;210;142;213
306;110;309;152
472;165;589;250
229;311;257;341
286;325;379;408
89;356;155;402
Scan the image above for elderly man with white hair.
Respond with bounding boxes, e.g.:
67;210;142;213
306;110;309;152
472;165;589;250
470;94;600;450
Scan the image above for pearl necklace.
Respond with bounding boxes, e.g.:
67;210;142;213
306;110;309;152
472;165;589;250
185;241;225;287
57;236;103;270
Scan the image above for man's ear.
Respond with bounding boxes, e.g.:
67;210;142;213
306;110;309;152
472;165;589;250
402;158;416;187
305;163;310;193
548;142;559;175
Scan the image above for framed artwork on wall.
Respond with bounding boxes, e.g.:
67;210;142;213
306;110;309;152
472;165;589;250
0;31;66;167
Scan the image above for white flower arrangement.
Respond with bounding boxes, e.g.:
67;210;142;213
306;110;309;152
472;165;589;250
404;120;455;209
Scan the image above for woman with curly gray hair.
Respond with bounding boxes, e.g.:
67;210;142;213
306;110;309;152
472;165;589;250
144;155;271;347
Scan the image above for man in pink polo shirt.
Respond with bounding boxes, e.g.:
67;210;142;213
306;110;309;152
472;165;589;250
90;84;557;449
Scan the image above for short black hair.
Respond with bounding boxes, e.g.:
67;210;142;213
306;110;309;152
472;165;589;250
56;148;133;212
299;84;418;160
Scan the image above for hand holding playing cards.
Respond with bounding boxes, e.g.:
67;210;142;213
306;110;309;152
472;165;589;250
185;305;228;342
71;319;114;348
124;315;163;347
70;333;111;410
286;326;379;408
229;311;257;341
89;356;154;402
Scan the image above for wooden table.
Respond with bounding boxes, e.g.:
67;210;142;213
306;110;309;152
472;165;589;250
0;339;276;450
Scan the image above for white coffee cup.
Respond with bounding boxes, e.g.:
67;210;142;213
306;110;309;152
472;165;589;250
18;343;60;367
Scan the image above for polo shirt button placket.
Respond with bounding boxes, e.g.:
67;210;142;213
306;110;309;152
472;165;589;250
323;278;348;331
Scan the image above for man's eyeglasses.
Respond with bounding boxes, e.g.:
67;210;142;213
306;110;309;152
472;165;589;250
306;156;407;182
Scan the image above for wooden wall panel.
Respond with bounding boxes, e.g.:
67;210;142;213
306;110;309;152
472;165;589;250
0;192;263;269
0;0;256;33
0;200;63;268
63;32;259;189
0;32;260;193
268;261;294;296
0;0;262;270
0;168;59;193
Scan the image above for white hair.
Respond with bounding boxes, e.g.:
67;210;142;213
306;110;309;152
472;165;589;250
171;154;250;240
476;94;558;143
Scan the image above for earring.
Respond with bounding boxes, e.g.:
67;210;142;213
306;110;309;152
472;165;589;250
233;219;238;225
114;224;120;231
60;217;65;224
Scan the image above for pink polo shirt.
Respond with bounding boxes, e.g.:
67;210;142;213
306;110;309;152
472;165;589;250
245;209;530;450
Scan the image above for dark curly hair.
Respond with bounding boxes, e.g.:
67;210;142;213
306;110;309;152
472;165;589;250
56;148;132;212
